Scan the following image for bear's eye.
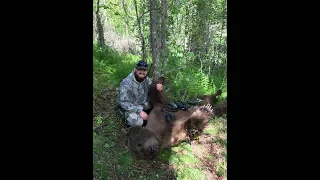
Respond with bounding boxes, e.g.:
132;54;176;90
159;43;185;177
137;143;142;147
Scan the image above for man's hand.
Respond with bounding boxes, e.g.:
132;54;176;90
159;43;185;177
156;83;163;91
140;110;148;120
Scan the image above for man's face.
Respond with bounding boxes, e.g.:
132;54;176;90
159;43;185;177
134;68;148;82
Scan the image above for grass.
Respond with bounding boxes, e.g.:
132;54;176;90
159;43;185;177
162;143;206;180
93;44;227;180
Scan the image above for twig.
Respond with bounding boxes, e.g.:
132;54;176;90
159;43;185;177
138;8;161;20
130;169;155;175
219;68;227;90
93;123;109;131
98;85;107;95
122;0;135;20
182;88;188;101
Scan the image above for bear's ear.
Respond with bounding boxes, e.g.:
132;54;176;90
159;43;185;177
216;89;222;96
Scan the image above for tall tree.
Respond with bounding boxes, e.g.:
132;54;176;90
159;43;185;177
160;0;168;72
96;0;105;47
121;0;131;35
149;0;160;79
133;0;147;61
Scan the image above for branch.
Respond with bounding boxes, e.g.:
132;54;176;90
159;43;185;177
139;8;161;20
93;123;109;131
96;0;100;14
122;0;135;20
171;13;184;41
182;88;188;101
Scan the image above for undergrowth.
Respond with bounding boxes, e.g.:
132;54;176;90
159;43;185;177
93;44;227;100
93;44;227;180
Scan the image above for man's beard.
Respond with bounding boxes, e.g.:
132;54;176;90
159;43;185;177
134;72;147;82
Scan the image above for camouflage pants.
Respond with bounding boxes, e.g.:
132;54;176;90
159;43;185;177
120;102;152;127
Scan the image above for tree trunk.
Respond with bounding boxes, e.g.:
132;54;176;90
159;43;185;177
133;0;147;61
96;0;105;47
184;3;190;53
160;0;168;72
149;0;160;79
122;0;130;35
141;0;148;61
93;13;97;42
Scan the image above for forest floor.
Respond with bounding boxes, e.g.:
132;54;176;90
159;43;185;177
93;86;227;180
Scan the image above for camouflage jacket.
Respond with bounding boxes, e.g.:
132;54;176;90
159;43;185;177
117;71;152;114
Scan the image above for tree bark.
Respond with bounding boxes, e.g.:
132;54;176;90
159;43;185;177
149;0;160;79
96;0;105;47
160;0;168;72
122;0;130;35
184;2;190;53
133;0;147;61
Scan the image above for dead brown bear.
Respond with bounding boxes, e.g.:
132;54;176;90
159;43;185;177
124;77;214;160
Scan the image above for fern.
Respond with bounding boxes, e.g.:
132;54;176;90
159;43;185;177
93;44;227;101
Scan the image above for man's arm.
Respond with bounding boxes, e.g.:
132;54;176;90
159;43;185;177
118;82;144;114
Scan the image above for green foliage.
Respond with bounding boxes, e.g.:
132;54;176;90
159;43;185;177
177;168;205;180
116;151;134;175
93;43;226;103
170;69;215;99
171;143;199;164
95;116;103;125
93;0;227;177
217;161;227;177
93;133;110;179
204;124;218;135
93;160;109;179
158;142;206;180
93;115;134;179
93;42;227;110
93;59;227;178
161;46;226;102
103;0;126;34
93;44;140;91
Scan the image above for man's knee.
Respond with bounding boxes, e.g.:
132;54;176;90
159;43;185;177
126;112;144;127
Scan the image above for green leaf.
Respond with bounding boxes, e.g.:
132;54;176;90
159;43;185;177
103;143;110;148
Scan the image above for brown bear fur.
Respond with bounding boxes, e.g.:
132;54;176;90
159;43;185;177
124;126;161;160
145;102;166;141
212;101;227;117
197;89;227;117
197;89;222;106
147;76;169;106
161;105;213;148
124;104;213;160
124;77;214;160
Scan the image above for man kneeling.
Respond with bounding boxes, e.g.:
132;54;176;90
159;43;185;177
117;60;163;127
